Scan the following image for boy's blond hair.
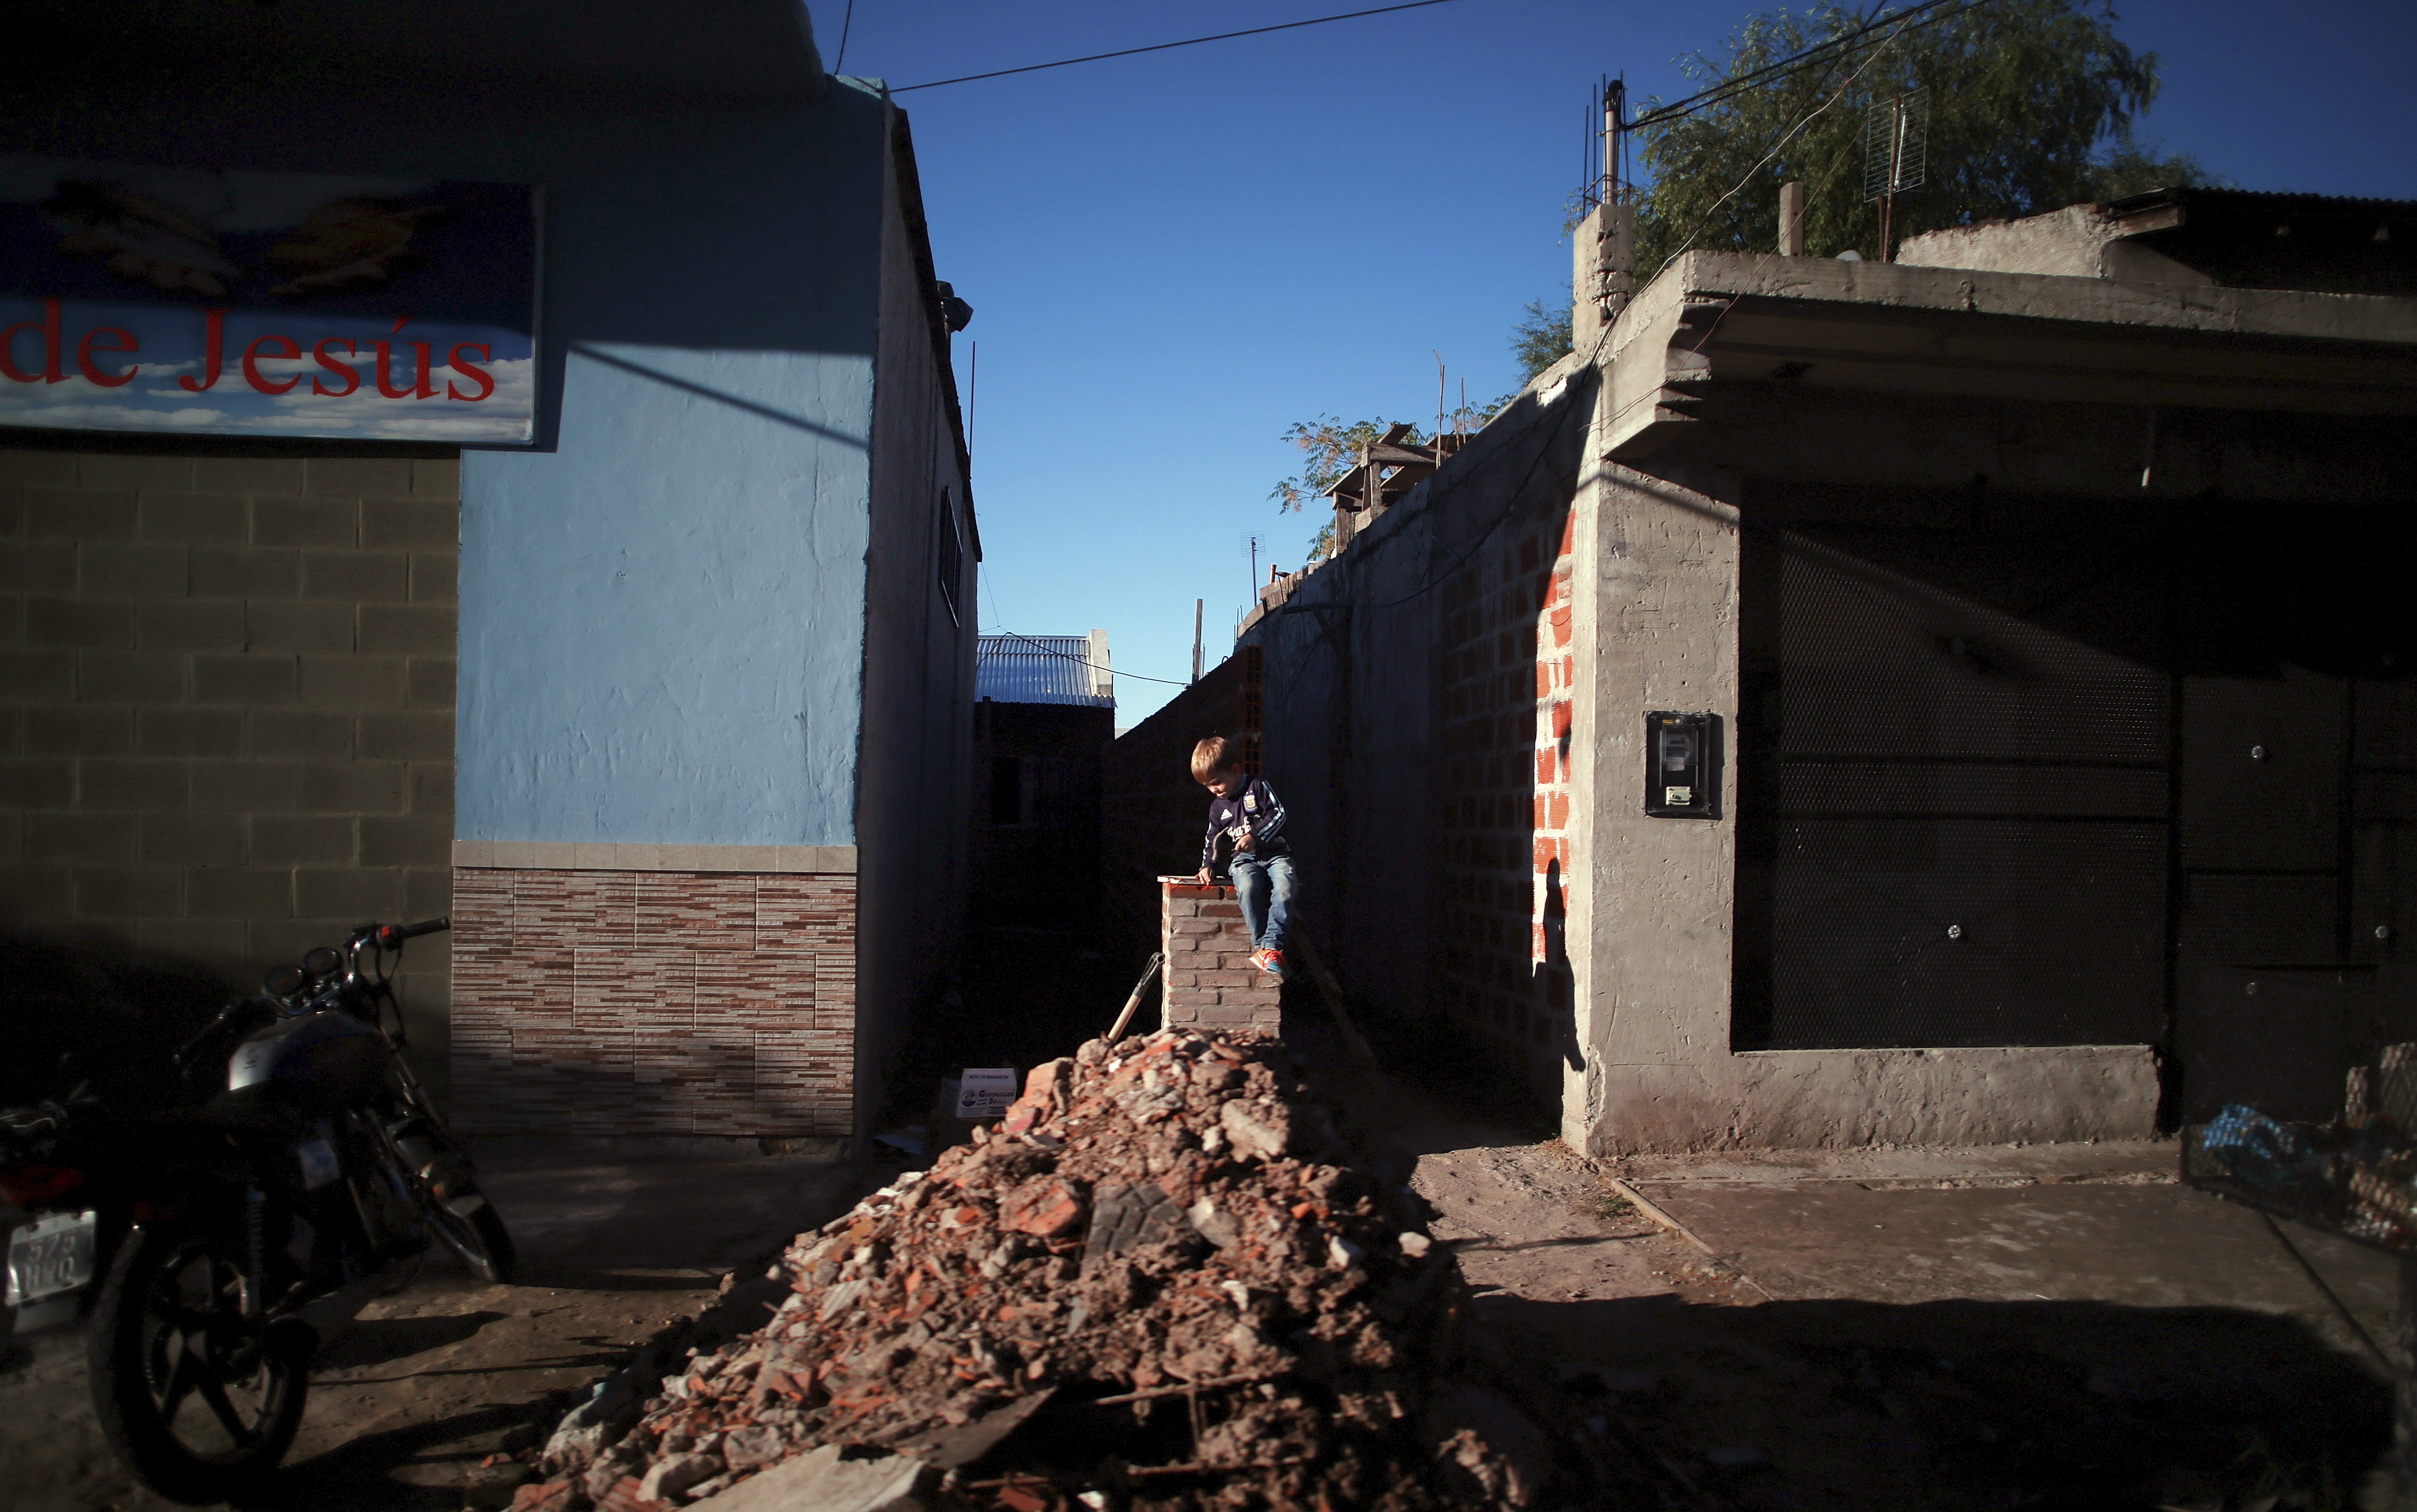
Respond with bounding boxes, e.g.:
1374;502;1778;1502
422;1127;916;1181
1191;735;1241;781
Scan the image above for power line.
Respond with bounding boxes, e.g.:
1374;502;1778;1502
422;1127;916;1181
1261;3;1949;670
890;0;1460;93
1626;0;1995;131
1641;0;1932;285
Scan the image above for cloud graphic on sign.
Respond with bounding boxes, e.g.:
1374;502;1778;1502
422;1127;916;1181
0;353;530;441
250;355;535;440
0;399;226;428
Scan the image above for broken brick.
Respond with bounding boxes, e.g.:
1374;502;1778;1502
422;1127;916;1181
531;1028;1642;1511
999;1176;1086;1238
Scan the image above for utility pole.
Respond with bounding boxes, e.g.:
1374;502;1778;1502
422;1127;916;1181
1191;598;1203;684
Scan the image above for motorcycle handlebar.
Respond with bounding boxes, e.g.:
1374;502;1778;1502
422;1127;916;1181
375;917;450;948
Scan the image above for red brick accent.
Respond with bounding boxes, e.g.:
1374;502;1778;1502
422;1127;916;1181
1159;878;1281;1032
1436;498;1577;1085
450;867;854;1136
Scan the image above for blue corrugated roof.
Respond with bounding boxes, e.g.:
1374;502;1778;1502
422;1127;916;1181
977;635;1113;707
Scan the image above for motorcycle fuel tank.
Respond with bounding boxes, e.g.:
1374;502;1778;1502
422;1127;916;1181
229;1011;391;1110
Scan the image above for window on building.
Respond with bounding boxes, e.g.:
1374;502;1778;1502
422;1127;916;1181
938;487;963;625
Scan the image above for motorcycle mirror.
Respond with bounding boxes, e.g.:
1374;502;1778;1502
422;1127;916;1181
264;963;307;998
302;946;340;977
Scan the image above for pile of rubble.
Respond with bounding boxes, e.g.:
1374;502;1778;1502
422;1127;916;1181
515;1029;1644;1512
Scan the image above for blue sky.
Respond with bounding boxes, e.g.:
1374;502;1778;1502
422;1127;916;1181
831;0;2417;723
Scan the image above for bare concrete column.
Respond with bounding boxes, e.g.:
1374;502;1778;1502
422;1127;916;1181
1570;202;1636;355
1779;181;1807;257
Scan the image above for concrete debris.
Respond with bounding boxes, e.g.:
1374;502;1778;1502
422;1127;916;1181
518;1030;1645;1511
688;1444;937;1511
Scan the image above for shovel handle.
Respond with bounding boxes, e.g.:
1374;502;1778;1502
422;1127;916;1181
1107;953;1165;1043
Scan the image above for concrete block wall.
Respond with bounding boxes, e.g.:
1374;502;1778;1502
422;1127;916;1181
0;445;458;1091
1436;499;1580;1093
1101;652;1258;966
450;866;856;1135
1159;878;1281;1032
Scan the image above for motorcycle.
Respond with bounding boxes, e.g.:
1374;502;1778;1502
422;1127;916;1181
57;916;515;1504
1;1093;110;1366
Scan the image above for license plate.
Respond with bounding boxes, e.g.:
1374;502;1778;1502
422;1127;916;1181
6;1210;98;1308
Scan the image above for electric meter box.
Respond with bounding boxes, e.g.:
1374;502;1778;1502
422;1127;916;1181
1644;711;1715;817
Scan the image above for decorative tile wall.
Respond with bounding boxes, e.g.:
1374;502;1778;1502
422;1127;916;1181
450;867;854;1135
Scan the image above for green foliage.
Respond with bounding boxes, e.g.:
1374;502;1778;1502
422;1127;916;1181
1631;0;2200;276
1270;415;1402;516
1271;404;1503;563
1511;292;1575;382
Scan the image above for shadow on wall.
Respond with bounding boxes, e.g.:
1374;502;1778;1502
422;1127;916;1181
1415;492;1582;1121
1207;376;1594;1128
0;931;232;1110
1483;1290;2392;1508
447;1037;850;1141
1729;486;2417;1113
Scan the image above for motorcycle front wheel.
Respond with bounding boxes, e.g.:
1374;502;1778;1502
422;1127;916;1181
88;1216;309;1504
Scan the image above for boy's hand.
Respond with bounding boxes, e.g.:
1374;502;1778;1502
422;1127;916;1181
1194;868;1212;885
1235;832;1256;854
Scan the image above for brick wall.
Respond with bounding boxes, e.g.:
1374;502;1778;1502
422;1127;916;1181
0;445;458;1091
449;867;855;1136
1436;504;1576;1092
1159;878;1281;1033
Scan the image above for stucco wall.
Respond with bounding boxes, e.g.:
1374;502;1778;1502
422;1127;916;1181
1;75;892;853
456;87;889;850
2;47;965;1141
0;73;889;850
852;105;975;1138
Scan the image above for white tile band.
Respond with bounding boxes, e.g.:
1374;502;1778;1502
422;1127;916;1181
451;841;858;874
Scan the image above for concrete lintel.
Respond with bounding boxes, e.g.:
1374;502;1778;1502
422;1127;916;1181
1587;1044;2161;1155
1666;251;2417;347
451;840;857;874
1599;249;2417;455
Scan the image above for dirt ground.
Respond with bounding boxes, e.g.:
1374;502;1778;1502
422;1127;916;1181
4;930;2401;1511
0;1136;868;1512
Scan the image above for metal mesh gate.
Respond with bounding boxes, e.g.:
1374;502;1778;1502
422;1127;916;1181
1737;528;2171;1050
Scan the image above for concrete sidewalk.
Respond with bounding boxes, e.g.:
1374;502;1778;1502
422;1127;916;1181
1621;1141;2399;1364
1289;1022;2399;1509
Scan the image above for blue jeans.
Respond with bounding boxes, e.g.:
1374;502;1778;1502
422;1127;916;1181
1228;853;1295;953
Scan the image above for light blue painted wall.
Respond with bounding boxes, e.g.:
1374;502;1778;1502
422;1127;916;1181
459;342;872;844
0;69;896;848
457;84;890;846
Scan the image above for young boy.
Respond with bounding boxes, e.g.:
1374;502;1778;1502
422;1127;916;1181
1191;735;1294;983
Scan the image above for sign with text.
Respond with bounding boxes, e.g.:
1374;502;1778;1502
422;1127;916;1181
952;1068;1021;1122
0;156;537;444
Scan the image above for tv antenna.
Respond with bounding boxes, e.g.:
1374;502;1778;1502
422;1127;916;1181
1862;86;1928;260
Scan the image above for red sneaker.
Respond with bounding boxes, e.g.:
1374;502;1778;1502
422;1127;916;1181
1250;948;1286;983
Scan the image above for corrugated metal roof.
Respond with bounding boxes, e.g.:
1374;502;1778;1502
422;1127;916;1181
977;635;1113;707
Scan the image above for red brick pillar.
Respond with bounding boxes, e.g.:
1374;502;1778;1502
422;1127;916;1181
1159;878;1282;1033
